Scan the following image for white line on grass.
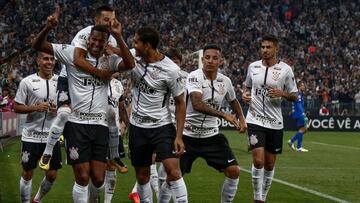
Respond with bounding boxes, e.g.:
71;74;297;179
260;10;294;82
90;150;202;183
311;141;360;150
240;168;350;203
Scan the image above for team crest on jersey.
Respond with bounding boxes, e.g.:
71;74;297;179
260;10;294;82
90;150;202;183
249;134;258;145
58;91;69;102
149;67;161;80
21;151;30;163
99;57;110;70
217;83;225;95
272;71;281;81
69;147;79;160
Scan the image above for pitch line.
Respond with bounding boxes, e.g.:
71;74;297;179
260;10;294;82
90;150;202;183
311;141;360;150
240;168;350;203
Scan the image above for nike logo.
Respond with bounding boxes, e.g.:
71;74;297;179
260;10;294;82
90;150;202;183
275;148;282;152
202;85;208;89
253;73;259;76
33;88;40;91
227;159;235;163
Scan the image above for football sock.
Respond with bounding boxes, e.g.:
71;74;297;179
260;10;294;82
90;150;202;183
296;132;304;149
104;170;117;203
20;177;32;203
251;164;264;201
262;168;274;201
169;178;188;203
221;176;239;203
72;182;88;203
137;181;153;203
150;163;159;198
108;126;120;159
158;181;172;203
89;182;104;203
34;177;53;201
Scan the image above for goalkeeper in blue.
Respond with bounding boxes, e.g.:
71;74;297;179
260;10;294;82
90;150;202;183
288;81;309;152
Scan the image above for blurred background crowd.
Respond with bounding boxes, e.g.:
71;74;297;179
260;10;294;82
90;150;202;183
0;0;359;115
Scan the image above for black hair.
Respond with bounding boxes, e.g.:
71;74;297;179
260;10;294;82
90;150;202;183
90;25;111;39
166;48;182;62
203;44;221;54
261;34;279;46
136;26;160;49
95;5;115;16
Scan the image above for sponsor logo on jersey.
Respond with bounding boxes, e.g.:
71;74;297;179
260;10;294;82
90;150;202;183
255;85;270;97
188;77;198;83
134;79;157;94
30;131;49;139
82;77;105;86
78;34;87;41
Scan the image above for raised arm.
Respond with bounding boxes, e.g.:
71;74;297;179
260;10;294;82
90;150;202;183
110;19;135;71
31;5;60;55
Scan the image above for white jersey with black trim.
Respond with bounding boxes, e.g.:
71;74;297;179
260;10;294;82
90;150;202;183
52;44;122;127
15;73;58;143
108;78;124;129
169;69;188;123
244;60;297;129
129;49;184;128
184;69;236;138
59;25;118;77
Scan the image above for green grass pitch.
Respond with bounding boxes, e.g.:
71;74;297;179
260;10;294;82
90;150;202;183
0;130;359;202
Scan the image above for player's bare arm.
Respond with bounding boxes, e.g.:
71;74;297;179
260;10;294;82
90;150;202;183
174;93;186;156
229;99;247;133
31;5;60;55
14;102;49;113
73;47;113;81
118;98;129;128
269;88;297;102
190;91;240;128
111;19;135;71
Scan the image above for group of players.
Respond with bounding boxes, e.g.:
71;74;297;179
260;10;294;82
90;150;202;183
14;4;309;203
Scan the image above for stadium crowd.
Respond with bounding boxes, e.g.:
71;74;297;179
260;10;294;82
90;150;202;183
0;0;360;115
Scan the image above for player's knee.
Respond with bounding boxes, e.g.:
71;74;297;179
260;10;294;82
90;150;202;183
224;165;240;179
253;159;264;169
92;177;105;188
21;171;33;181
45;171;57;183
57;106;71;123
74;171;90;186
166;168;182;181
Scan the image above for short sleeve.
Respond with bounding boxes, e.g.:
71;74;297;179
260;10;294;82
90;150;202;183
14;79;28;105
225;77;236;102
244;65;252;88
284;68;298;93
52;44;75;66
168;68;184;97
186;71;202;94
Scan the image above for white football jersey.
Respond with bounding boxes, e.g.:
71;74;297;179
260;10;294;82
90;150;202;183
108;78;124;129
184;69;236;138
59;25;118;77
129;49;184;128
169;69;188;123
52;44;122;127
244;60;297;129
15;73;58;143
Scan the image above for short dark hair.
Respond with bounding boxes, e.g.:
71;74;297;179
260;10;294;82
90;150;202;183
261;34;279;46
203;44;221;54
166;48;182;62
136;26;160;49
90;25;110;39
96;5;115;16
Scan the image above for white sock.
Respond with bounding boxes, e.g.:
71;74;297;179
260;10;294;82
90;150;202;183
158;181;172;203
72;182;88;203
104;170;117;203
43;106;70;155
108;126;120;159
158;163;167;189
262;168;274;201
221;177;239;203
20;177;32;203
34;177;53;201
137;182;153;203
169;178;188;203
150;163;159;198
89;182;105;203
251;164;264;201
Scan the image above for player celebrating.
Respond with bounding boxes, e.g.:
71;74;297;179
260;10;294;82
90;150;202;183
242;34;298;203
32;6;134;202
288;81;309;152
15;51;60;203
180;44;246;203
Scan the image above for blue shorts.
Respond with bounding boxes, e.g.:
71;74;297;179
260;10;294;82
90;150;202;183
295;117;308;128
